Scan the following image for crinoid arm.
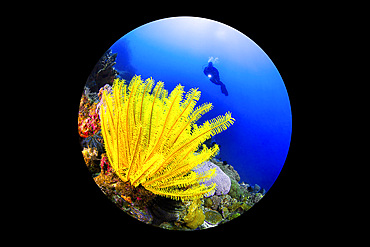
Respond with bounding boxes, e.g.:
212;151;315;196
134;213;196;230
146;180;217;201
99;76;234;201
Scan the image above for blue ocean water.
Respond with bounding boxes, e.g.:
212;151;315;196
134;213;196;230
109;17;292;192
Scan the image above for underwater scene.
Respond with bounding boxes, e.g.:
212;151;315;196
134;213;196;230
78;17;292;230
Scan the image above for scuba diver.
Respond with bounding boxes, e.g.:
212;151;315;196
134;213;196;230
203;62;228;96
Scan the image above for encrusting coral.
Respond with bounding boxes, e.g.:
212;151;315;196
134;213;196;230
183;199;205;229
78;93;101;138
81;147;100;173
100;75;235;201
193;161;231;197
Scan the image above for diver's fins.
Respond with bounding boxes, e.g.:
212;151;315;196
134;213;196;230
220;82;228;96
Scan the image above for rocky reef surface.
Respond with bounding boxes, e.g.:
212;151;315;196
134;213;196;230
80;84;265;230
85;150;265;230
79;50;265;230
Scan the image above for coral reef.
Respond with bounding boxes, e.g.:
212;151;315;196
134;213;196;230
78;88;105;156
228;179;244;199
94;172;120;189
94;170;156;224
193;161;231;197
99;153;112;174
128;206;153;224
86;49;118;92
96;84;112;116
115;181;156;209
87;139;265;230
78;93;101;138
209;195;222;210
100;75;235;201
183;199;205;229
211;158;240;182
204;210;223;225
81;131;104;153
82;147;100;173
195;162;266;229
150;197;183;226
78;70;270;230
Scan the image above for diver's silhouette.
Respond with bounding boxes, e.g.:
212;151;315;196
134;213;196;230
203;62;228;96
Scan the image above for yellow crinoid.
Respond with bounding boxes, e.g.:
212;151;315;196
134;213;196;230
100;75;235;201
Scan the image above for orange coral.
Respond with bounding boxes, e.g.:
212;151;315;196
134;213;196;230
121;195;132;203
